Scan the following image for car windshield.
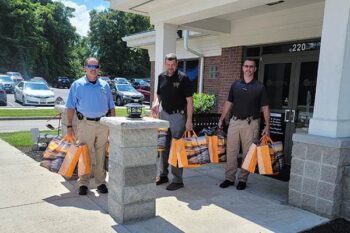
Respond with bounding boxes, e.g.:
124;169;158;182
0;76;13;82
116;78;129;83
117;84;136;92
58;77;69;81
8;72;21;76
25;83;50;90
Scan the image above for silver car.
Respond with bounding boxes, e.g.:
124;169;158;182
0;84;7;106
14;81;55;106
0;75;15;93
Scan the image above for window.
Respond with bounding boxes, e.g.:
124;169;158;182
208;65;218;79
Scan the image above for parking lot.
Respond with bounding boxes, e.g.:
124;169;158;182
4;88;69;108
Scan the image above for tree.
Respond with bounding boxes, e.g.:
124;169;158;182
88;10;152;78
0;0;83;82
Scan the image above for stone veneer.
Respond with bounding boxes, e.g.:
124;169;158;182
100;117;169;223
289;133;350;220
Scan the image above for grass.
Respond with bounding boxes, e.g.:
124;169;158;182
0;130;58;148
0;107;133;118
0;109;59;117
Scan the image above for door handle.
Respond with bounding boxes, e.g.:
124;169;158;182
284;109;290;122
291;110;296;123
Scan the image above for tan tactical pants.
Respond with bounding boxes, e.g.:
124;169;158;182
76;119;109;187
225;118;259;182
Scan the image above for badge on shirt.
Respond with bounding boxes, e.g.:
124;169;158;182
173;82;180;88
101;86;106;94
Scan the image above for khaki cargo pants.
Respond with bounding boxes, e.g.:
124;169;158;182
76;119;109;187
225;118;259;183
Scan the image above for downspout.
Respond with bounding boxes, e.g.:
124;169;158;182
183;30;204;93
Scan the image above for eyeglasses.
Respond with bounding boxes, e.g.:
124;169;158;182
87;64;100;69
243;65;256;69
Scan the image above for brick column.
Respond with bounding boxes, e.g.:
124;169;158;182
100;117;169;223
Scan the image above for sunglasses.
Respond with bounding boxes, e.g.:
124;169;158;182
87;64;100;69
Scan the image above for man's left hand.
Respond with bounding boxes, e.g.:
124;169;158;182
185;119;193;131
262;126;270;136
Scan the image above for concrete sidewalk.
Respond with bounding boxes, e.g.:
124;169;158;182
0;139;328;233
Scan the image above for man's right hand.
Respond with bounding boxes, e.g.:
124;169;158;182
151;104;159;118
218;119;223;129
67;127;75;138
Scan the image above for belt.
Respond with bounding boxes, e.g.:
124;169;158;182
85;117;102;121
165;109;185;114
232;115;259;121
77;111;106;121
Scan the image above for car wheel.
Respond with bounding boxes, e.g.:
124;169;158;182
116;97;123;106
22;96;27;106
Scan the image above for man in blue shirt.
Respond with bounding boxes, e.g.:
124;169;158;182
66;57;115;195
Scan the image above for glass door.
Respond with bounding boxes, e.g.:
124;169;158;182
259;52;319;164
259;56;296;162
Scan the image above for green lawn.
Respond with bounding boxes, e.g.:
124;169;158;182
0;130;58;148
0;107;146;118
0;109;59;117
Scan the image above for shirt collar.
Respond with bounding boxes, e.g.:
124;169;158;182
240;78;256;85
84;75;101;86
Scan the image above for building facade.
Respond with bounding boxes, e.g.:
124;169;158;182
109;0;350;220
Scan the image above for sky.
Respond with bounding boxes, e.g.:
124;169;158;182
54;0;110;37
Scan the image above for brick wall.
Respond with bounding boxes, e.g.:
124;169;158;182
203;46;243;112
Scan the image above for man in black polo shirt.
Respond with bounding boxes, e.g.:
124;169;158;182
152;53;194;191
218;59;270;190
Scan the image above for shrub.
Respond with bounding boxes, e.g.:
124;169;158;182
193;93;216;113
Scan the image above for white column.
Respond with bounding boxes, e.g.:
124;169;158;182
309;0;350;137
154;23;177;96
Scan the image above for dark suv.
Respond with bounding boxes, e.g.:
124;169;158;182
52;77;70;88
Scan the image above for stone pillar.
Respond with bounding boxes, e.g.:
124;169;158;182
289;0;350;219
289;134;350;218
100;117;169;223
308;0;350;138
154;23;177;95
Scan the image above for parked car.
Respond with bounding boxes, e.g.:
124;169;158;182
0;74;15;93
52;76;70;88
14;81;55;106
7;72;24;83
131;78;150;91
98;76;112;85
112;84;144;106
30;77;48;86
136;88;150;103
114;77;130;84
0;84;7;106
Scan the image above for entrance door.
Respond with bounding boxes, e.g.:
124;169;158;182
259;52;319;163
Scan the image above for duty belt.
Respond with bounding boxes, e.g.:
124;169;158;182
232;115;259;125
166;109;185;114
76;111;106;121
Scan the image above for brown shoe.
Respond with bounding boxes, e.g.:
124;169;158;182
156;176;169;185
166;182;184;191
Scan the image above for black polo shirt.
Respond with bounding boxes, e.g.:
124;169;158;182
227;79;269;119
157;70;194;113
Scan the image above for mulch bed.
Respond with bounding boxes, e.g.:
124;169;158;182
301;218;350;233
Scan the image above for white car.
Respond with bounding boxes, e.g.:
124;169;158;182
14;81;55;106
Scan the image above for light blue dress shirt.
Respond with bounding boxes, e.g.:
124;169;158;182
66;76;115;118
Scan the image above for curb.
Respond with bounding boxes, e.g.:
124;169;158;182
0;116;61;121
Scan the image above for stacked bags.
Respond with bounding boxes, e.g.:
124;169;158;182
40;135;91;178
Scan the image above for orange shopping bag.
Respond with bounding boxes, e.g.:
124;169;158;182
58;144;82;178
43;135;75;159
168;136;202;169
257;136;273;175
206;135;219;163
241;143;258;173
78;144;91;177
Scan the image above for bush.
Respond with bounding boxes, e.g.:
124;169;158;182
193;93;216;113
